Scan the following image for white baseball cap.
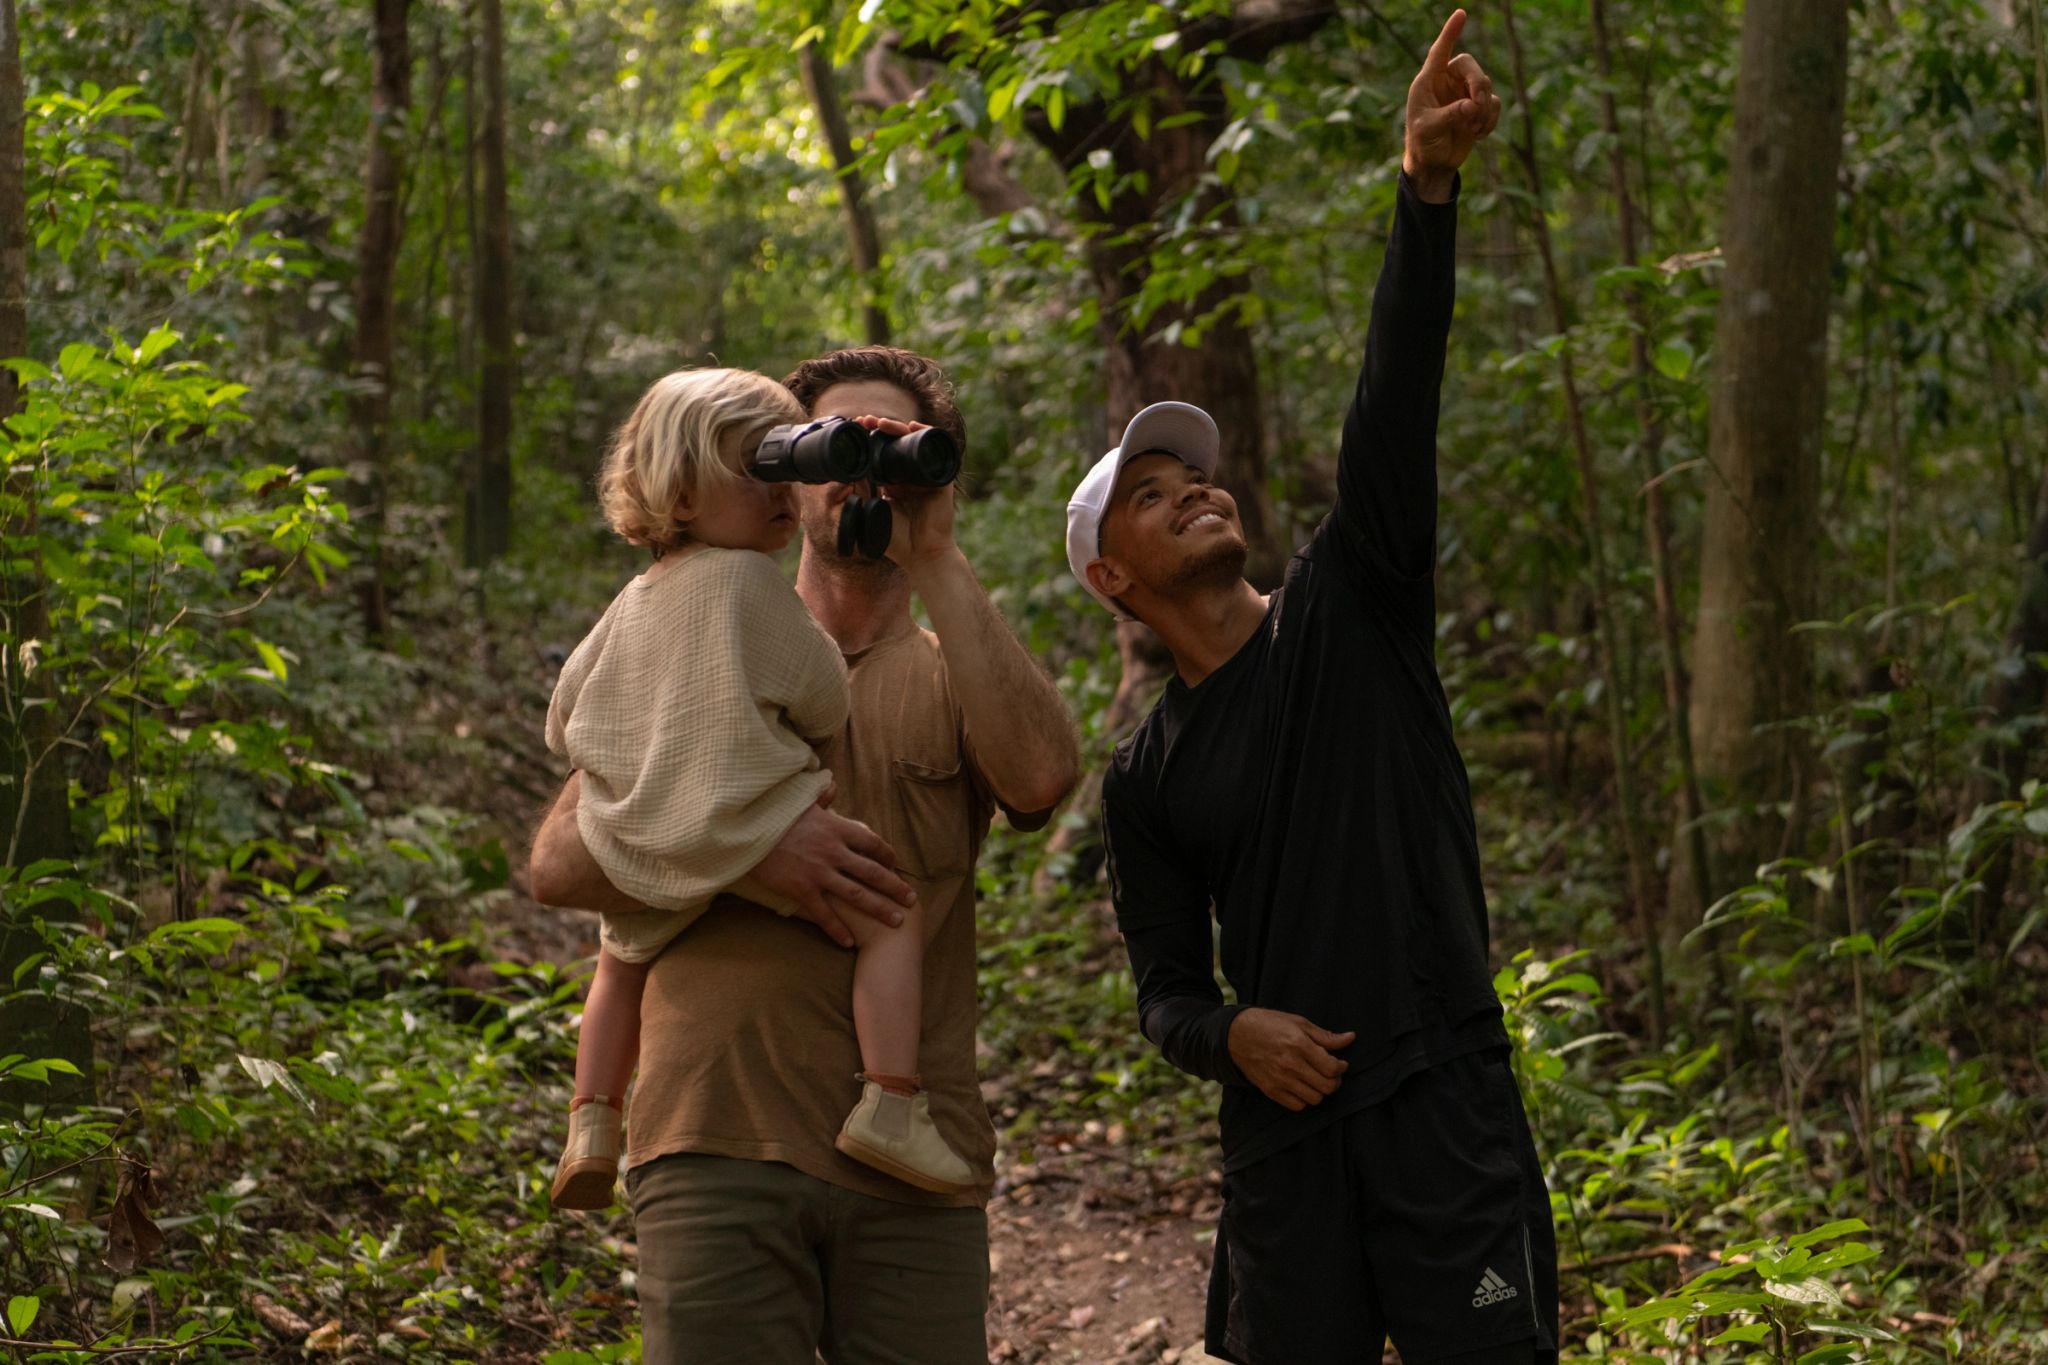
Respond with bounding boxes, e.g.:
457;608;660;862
1065;401;1221;616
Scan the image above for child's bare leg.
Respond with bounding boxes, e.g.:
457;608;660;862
576;949;650;1104
845;902;925;1091
553;949;646;1210
836;903;975;1194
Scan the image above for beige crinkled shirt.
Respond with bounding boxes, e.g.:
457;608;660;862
545;546;848;963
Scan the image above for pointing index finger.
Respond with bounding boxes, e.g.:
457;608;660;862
1424;8;1467;72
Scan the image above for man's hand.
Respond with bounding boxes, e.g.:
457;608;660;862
1226;1008;1356;1112
749;786;917;949
848;415;960;572
1403;9;1501;201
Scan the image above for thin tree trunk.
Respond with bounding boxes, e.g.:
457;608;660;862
349;0;412;640
0;0;64;871
1501;0;1665;1045
459;0;478;381
0;0;91;1113
466;0;512;566
1687;0;1849;892
1588;0;1718;968
800;42;889;345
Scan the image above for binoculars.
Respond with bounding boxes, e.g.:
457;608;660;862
749;416;961;559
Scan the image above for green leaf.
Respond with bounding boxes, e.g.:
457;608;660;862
1764;1276;1842;1307
1803;1242;1880;1273
1653;338;1694;380
1709;1322;1773;1345
1796;1347;1864;1365
1787;1219;1870;1249
135;324;180;365
7;1295;38;1335
988;77;1019;123
57;341;99;379
253;639;288;683
1807;1319;1898;1342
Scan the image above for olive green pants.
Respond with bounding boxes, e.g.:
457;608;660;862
626;1153;990;1364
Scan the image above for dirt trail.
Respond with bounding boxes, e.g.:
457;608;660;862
983;1144;1222;1364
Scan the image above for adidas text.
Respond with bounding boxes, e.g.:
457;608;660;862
1471;1268;1520;1308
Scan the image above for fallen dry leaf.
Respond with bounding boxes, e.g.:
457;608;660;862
103;1165;164;1274
249;1293;313;1339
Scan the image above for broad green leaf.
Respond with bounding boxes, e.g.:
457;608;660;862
7;1295;38;1335
1708;1322;1773;1345
1653;338;1694;380
57;341;99;379
135;324;181;365
1764;1276;1842;1307
1786;1219;1870;1249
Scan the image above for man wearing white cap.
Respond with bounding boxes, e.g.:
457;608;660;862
1070;12;1555;1365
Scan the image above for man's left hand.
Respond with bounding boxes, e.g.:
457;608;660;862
849;415;959;571
1403;8;1501;200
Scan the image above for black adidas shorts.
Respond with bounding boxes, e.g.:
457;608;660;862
1204;1048;1560;1365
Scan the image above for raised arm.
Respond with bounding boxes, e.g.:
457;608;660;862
1330;10;1499;582
868;419;1080;821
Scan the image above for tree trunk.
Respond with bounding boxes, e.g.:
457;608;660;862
0;0;91;1112
0;0;64;874
800;42;890;345
466;0;512;566
349;0;412;639
1685;0;1849;901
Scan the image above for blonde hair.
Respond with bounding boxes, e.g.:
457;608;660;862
598;368;805;554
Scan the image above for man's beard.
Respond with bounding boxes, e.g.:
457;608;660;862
1167;534;1248;592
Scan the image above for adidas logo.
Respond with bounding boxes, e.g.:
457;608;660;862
1471;1267;1520;1308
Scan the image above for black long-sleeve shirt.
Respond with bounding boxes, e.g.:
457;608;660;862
1101;173;1506;1175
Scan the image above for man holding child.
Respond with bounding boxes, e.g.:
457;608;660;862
530;345;1080;1363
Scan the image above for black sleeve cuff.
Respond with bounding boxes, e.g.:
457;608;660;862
1207;1003;1253;1087
1397;167;1462;209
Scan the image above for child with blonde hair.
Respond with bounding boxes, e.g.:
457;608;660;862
545;367;975;1208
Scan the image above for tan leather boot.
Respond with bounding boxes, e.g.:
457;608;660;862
834;1080;977;1195
550;1099;622;1210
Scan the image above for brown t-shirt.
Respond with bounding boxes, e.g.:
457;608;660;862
627;624;1024;1208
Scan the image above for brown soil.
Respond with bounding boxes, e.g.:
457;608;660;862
983;1140;1223;1365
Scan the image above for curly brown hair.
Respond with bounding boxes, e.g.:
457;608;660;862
781;346;967;456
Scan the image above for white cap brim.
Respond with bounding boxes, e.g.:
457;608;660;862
1065;402;1221;617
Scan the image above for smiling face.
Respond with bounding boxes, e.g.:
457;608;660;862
1088;451;1249;610
674;429;801;554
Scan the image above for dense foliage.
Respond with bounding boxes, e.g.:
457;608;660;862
3;0;2044;1361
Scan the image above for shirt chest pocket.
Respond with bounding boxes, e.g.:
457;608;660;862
887;757;974;881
